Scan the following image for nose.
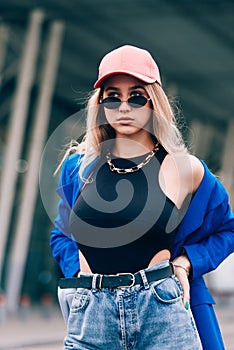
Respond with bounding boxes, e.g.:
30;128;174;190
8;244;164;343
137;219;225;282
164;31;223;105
118;100;131;112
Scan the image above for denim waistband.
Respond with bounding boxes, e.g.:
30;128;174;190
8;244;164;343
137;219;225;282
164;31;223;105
59;261;174;290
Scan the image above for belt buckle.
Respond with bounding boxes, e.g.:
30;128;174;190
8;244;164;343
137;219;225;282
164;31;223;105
116;273;135;288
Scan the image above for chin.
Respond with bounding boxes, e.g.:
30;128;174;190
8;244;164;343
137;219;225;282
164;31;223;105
115;127;142;136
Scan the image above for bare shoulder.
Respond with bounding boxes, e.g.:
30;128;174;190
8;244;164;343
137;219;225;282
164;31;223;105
159;152;204;208
188;155;204;191
162;153;204;193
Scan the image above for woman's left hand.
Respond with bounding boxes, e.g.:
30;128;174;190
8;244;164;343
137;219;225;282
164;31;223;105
172;256;191;310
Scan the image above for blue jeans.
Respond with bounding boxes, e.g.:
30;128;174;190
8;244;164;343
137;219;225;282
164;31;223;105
58;261;202;349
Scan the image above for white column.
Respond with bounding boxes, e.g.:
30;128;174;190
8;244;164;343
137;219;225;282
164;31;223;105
206;255;234;294
220;120;234;206
206;120;234;293
0;24;9;87
6;20;64;312
0;10;44;284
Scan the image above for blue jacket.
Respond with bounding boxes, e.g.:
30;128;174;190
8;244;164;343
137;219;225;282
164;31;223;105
51;153;234;308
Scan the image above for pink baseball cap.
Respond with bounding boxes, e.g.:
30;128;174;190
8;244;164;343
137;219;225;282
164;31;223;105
94;45;161;88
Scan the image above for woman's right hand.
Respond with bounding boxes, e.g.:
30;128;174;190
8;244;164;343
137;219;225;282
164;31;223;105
172;256;191;310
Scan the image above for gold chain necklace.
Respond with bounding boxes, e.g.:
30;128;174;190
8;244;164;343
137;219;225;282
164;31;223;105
106;142;159;174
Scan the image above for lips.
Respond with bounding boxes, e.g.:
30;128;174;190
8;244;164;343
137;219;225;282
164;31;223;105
116;116;134;122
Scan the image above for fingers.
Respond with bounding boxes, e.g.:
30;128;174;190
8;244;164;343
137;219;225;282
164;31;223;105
185;301;190;310
172;255;191;310
173;264;190;309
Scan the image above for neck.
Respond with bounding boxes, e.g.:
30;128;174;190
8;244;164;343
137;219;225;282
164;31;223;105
112;135;155;158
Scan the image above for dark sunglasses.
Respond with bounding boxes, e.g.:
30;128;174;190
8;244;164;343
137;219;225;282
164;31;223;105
100;95;151;109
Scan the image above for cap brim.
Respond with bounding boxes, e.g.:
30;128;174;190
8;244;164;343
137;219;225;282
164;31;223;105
94;70;159;88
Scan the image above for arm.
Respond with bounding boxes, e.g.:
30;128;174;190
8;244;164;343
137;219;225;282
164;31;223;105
172;197;234;307
183;197;234;280
173;158;234;304
50;208;80;278
50;154;81;277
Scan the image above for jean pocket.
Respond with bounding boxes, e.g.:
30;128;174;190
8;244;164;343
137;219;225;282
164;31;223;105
151;276;183;304
70;289;90;313
58;288;76;323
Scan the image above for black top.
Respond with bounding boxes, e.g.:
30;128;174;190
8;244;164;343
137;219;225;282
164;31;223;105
69;145;181;274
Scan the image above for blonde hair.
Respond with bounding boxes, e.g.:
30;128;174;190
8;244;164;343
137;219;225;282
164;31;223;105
145;83;187;153
57;82;187;179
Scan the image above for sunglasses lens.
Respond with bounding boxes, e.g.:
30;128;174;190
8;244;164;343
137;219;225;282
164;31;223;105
101;97;121;109
128;96;148;108
101;96;148;109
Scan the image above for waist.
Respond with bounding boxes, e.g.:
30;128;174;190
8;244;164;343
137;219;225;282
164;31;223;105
59;261;174;290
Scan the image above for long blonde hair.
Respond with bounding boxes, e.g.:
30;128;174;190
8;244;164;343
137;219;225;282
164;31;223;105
57;82;187;179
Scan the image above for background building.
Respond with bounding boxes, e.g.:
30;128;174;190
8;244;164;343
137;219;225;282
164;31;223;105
0;0;234;312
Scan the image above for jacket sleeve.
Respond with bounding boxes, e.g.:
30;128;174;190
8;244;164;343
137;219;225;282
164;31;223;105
183;190;234;280
50;155;81;278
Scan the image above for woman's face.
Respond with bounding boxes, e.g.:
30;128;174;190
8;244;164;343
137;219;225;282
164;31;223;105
101;74;152;138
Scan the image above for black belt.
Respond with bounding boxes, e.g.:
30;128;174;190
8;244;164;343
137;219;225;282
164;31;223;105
59;263;174;290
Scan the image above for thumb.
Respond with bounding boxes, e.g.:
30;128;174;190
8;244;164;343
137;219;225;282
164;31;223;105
174;266;190;310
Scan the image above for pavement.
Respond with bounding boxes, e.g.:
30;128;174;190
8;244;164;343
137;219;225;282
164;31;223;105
0;299;233;350
0;305;66;350
215;301;234;350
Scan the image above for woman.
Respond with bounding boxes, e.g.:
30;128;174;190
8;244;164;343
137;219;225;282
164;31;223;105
51;45;234;349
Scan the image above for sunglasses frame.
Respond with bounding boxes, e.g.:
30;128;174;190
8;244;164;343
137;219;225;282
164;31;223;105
99;95;151;109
